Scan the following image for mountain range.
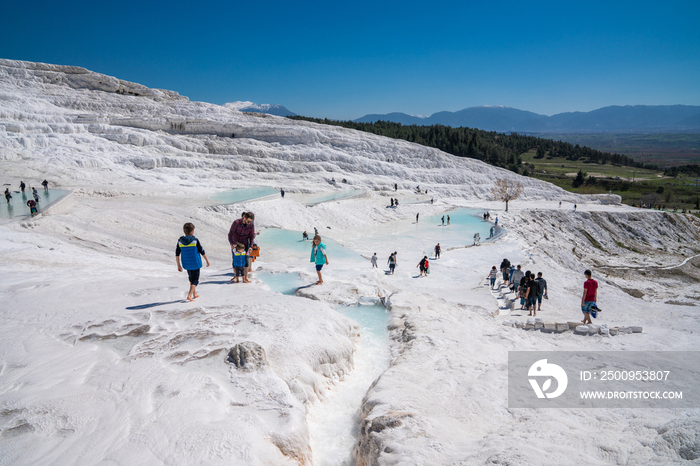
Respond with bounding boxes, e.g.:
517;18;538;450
354;105;700;133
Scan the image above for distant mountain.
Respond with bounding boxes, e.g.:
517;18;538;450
355;105;700;133
224;101;297;117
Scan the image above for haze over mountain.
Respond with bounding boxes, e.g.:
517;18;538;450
355;105;700;133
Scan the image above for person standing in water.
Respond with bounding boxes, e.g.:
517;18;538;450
447;215;450;225
310;235;329;285
42;179;49;190
4;188;11;203
19;181;25;193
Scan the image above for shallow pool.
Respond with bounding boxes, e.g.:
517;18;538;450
1;189;70;219
257;228;363;261
305;189;364;205
310;302;391;465
210;186;278;204
256;270;305;296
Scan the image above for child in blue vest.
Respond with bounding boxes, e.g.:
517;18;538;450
176;223;210;301
232;243;247;283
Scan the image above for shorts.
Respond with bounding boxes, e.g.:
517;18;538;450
234;266;244;277
529;295;537;307
315;264;324;271
536;293;543;304
581;301;596;314
389;264;395;272
187;269;200;286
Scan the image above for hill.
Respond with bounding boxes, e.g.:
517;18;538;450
356;105;700;133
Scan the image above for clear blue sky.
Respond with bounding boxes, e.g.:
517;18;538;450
2;0;699;120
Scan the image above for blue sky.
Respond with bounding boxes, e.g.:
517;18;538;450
2;0;699;120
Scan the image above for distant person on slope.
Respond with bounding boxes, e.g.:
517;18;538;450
4;188;11;203
371;253;378;268
19;181;25;193
388;252;397;274
535;272;548;311
42;179;49;190
417;256;429;277
447;215;450;225
434;243;441;259
176;222;210;301
310;235;329;285
487;266;498;289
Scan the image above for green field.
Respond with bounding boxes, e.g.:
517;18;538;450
533;133;700;166
520;150;700;213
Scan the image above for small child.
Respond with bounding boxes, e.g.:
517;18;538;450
371;253;378;268
310;235;329;285
232;243;247;283
176;222;210;301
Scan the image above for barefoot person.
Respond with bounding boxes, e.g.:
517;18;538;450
231;243;247;283
310;235;329;285
176;222;210;302
487;266;498;289
228;212;255;283
581;269;598;324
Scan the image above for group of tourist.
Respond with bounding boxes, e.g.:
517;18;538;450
494;258;600;322
4;180;49;215
497;259;548;317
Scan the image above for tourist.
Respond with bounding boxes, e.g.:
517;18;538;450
19;181;25;193
434;243;441;259
314;227;318;236
534;272;547;311
487;266;498;289
558;201;562;208
302;231;309;241
500;258;511;281
581;269;598;325
280;189;285;198
388;252;397;274
520;271;531;311
310;235;329;285
447;215;450;225
574;204;577;212
489;226;494;238
228;211;255;283
32;187;40;203
394;183;398;191
511;265;524;294
395;199;399;206
176;222;210;301
371;253;378;268
26;199;37;215
4;188;11;203
416;213;419;223
42;179;49;190
417;256;429;277
390;198;394;207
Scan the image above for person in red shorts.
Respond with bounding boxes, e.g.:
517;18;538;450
581;269;598;325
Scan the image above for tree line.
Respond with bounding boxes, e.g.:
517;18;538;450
288;116;659;173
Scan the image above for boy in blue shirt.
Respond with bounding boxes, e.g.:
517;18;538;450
176;223;210;301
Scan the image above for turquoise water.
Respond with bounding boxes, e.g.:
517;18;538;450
305;189;364;205
311;302;391;465
257;228;363;261
2;189;70;219
210;186;278;204
256;271;305;295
